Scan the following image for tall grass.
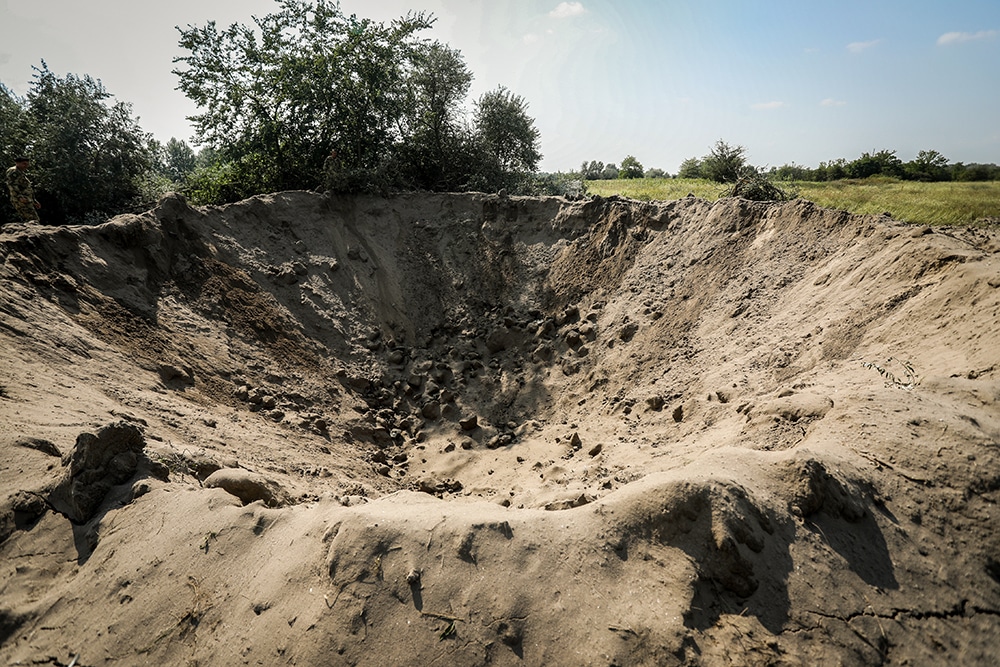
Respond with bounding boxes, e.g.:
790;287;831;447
586;178;722;202
584;177;1000;226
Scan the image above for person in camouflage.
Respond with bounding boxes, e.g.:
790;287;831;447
6;157;41;223
322;148;340;192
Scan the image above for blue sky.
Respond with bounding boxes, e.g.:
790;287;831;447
2;0;998;173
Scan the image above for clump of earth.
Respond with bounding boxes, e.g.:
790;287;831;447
1;190;999;666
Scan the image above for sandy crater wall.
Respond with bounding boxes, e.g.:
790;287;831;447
1;191;999;665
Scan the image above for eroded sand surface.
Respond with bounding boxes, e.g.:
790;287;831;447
1;191;999;666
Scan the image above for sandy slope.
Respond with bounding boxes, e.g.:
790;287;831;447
1;191;998;666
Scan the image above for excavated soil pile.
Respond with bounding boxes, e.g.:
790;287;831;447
1;191;999;666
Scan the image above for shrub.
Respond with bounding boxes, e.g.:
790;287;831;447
701;140;747;183
676;157;703;179
528;172;586;197
722;167;794;201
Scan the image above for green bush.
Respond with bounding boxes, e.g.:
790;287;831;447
701;140;747;183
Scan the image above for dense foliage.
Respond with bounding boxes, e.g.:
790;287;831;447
699;140;747;184
771;149;1000;182
174;0;542;202
395;42;474;190
1;65;154;225
619;155;643;179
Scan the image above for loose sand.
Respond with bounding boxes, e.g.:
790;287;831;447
1;191;998;666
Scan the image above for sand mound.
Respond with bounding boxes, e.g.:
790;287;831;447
1;191;998;665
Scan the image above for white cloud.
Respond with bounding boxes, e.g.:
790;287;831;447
846;39;881;54
751;101;785;111
549;2;587;19
937;30;998;46
821;98;847;107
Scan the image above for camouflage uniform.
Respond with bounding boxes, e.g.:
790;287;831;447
323;150;342;192
6;165;41;223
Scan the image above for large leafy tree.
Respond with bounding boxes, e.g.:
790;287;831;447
619;155;643;179
1;64;153;225
471;86;541;192
846;149;903;179
904;149;949;182
175;1;544;200
174;0;433;198
399;41;474;190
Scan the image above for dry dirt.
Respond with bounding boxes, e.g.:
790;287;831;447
1;190;999;666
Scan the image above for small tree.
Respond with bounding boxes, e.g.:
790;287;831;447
700;139;747;183
619;155;643;179
676;156;703;179
817;158;847;181
580;160;604;180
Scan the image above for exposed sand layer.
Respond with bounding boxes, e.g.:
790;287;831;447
1;191;999;666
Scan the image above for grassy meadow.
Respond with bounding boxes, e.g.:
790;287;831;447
583;177;1000;226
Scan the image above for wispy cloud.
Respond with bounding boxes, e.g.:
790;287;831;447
522;29;555;44
549;2;587;19
821;98;847;107
847;39;881;54
751;101;785;111
937;29;998;46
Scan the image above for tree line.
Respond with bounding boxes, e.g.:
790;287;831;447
2;0;543;225
4;0;998;228
578;156;667;181
577;143;1000;183
765;150;1000;183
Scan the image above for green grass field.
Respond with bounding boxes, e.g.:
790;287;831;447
583;177;1000;226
